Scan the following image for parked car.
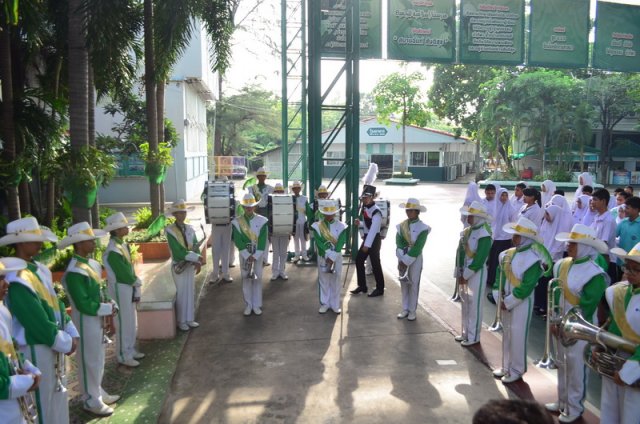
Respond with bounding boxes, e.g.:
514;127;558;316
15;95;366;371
231;166;247;179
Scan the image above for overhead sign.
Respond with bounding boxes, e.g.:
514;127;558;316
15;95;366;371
528;0;589;68
387;0;456;63
320;0;382;59
593;1;640;73
459;0;525;65
367;127;388;136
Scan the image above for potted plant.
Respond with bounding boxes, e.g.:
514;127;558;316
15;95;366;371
49;248;74;283
126;207;173;261
140;142;174;184
59;146;116;208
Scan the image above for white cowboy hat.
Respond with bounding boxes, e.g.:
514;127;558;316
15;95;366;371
610;242;640;264
291;181;303;189
316;185;328;194
399;198;426;212
273;183;285;193
103;212;136;233
58;222;107;250
240;193;259;208
318;200;339;215
0;257;27;274
502;217;543;244
256;167;268;176
168;199;195;214
555;223;608;254
0;217;58;246
460;200;492;221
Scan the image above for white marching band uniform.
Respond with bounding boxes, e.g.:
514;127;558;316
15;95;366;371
292;190;309;261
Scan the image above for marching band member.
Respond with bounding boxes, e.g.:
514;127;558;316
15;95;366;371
351;184;385;297
59;222;119;416
455;201;492;346
395;199;430;321
250;167;274;266
600;243;640;424
270;183;290;280
166;200;204;332
291;181;310;263
492;217;548;384
103;212;145;367
311;200;347;314
232;193;269;316
0;257;41;424
546;224;609;423
1;217;79;424
209;176;234;284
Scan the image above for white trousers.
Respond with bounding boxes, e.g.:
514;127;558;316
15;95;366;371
263;238;270;265
241;257;264;309
601;375;640;424
0;397;23;424
172;266;196;325
271;235;289;277
293;221;307;258
111;283;138;362
318;256;342;310
555;338;588;417
229;241;236;266
501;295;533;377
20;344;68;424
212;224;232;278
461;265;486;343
400;256;423;313
72;311;107;408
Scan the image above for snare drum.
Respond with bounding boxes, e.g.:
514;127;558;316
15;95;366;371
204;181;235;225
268;194;295;235
375;198;390;238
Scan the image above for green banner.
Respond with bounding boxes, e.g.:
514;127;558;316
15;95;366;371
387;0;456;63
320;0;382;59
459;0;525;65
593;1;640;73
528;0;589;68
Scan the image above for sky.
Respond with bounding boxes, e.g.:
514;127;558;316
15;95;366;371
223;0;640;97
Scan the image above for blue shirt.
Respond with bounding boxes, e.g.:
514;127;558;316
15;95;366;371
616;216;640;253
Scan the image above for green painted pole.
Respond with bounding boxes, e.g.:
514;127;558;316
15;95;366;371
281;0;288;186
307;0;321;203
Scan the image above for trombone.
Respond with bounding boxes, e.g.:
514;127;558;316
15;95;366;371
8;353;38;423
54;321;67;392
245;242;257;280
489;254;511;333
534;278;562;369
451;233;465;302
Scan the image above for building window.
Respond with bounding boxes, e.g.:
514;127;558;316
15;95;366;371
410;151;440;167
325;151;345;166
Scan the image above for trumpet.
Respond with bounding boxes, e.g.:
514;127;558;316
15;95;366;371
534;278;562;369
489;254;511;333
8;353;38;423
173;223;207;274
398;247;409;283
451;233;465;302
245;243;257;280
100;284;114;345
54;334;67;392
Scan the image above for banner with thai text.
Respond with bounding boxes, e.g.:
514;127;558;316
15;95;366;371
528;0;589;68
387;0;456;63
593;1;640;73
320;0;382;59
459;0;525;65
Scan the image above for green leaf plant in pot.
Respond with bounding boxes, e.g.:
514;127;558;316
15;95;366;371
140;142;174;184
59;146;116;208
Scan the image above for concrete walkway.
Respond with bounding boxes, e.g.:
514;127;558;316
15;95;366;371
158;260;511;424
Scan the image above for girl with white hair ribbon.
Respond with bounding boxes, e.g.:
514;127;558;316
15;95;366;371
545;224;609;423
395;199;430;321
455;201;493;346
1;217;79;424
492;217;549;384
59;223;120;416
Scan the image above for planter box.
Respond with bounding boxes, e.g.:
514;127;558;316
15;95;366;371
134;242;171;261
51;271;65;283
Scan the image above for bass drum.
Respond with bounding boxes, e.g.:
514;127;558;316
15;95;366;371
375;198;390;238
204;181;235;225
268;194;295;236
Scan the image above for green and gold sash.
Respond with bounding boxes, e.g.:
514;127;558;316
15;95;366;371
319;220;337;246
613;284;640;344
400;220;413;247
17;269;60;313
238;216;258;242
558;258;580;306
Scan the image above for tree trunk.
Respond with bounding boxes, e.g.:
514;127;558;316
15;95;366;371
600;126;611;184
0;23;20;220
89;65;100;226
45;178;55;227
68;0;91;224
214;76;223;156
157;80;166;210
18;180;30;215
144;0;160;217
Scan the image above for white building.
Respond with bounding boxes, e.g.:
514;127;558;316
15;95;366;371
259;117;476;182
97;21;214;204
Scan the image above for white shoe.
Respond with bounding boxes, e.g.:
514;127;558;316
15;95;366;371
397;310;409;319
501;373;522;384
365;271;373;276
271;275;278;281
188;321;200;328
454;335;466;342
222;276;234;283
545;402;560;412
118;359;140;368
319;305;330;314
492;368;507;378
302;256;309;262
178;323;190;331
253;307;262;315
461;340;479;347
407;311;417;321
243;306;252;316
559;413;582;423
133;352;146;360
102;393;121;405
332;308;341;314
264;262;270;267
83;402;113;416
280;274;289;280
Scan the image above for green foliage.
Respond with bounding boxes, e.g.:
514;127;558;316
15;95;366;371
373;72;431;128
132;207;155;230
392;172;413;179
58;145;117;190
125;230;167;244
53;282;70;308
49;248;74;273
545;168;573;183
140;142;174;167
